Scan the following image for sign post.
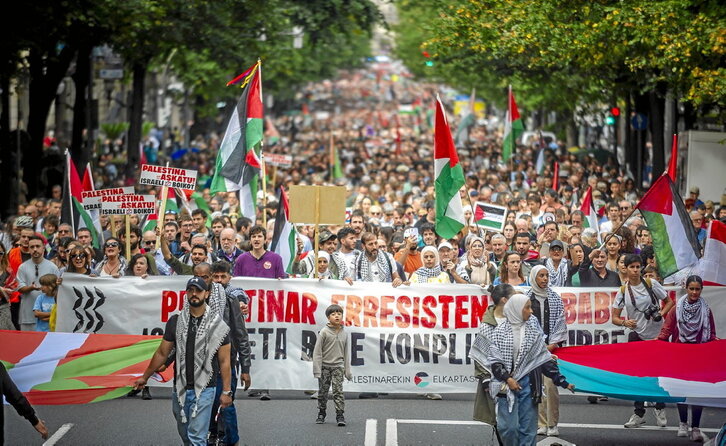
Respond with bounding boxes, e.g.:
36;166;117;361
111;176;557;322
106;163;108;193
288;185;346;279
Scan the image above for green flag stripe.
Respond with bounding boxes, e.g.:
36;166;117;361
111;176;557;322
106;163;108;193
640;210;677;278
32;339;161;391
91;386;134;403
476;219;503;229
435;163;465;239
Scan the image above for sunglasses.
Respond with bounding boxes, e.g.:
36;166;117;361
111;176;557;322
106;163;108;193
144;240;155;245
105;242;119;248
0;252;5;256
71;253;86;260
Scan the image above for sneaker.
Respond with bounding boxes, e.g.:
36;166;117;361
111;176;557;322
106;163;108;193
587;396;599;404
207;433;218;445
126;388;141;398
336;414;346;427
141;387;152;400
598;396;609;402
690;427;706;442
537;427;547;435
677;422;689;437
624;414;646;428
425;393;443;400
547;426;559;437
248;390;262;397
654;408;667;427
304;390;316;395
316;412;326;424
310;391;318;400
259;391;271;401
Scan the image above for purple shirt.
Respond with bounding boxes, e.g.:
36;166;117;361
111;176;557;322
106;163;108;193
233;250;288;278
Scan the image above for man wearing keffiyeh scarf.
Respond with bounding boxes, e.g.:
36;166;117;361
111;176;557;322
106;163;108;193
355;232;403;287
486;294;574;446
134;277;232;446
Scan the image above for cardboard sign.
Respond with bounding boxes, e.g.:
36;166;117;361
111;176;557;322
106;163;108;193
101;194;156;215
265;154;293;168
473;201;508;232
139;164;197;190
288;185;346;225
81;187;134;211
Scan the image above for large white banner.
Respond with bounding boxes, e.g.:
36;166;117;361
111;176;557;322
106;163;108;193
56;275;725;393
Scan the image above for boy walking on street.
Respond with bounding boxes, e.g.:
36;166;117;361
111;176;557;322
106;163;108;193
313;304;352;426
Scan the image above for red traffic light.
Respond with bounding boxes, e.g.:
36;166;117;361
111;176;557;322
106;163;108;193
422;51;430;58
610;107;620;117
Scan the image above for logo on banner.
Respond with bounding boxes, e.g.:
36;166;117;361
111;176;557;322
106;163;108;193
71;286;107;333
414;372;430;387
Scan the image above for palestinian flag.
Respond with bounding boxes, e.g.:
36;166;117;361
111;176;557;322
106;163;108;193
1;331;170;405
211;61;263;222
502;85;524;162
580;186;601;244
556;340;726;407
433;95;466;239
636;174;701;279
702;220;726;286
473;202;507;232
667;133;678;181
61;151;100;248
329;133;344;180
270;187;298;274
141;187;181;233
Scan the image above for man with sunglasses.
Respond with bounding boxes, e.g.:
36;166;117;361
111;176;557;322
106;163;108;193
142;230;172;275
15;236;59;331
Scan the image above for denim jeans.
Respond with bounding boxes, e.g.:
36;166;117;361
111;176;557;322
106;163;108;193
496;375;537;446
172;387;216;446
208;368;239;445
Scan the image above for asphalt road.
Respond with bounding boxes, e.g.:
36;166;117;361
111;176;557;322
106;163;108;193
5;391;725;445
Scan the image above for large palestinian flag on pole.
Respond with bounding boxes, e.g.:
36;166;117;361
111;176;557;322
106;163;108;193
270;187;298;274
502;85;524;162
1;331;169;405
61;151;100;248
211;61;263;222
556;340;726;407
636;174;701;279
433;95;466;239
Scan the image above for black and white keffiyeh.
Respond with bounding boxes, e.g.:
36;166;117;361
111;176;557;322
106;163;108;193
676;295;712;343
469;313;497;372
486;317;552;412
356;250;393;282
208;282;227;318
528;265;568;345
175;302;229;423
545;257;569;287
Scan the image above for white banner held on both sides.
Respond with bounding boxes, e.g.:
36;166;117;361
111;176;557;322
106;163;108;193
56;275;726;393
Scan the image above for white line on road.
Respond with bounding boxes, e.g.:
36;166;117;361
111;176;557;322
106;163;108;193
558;423;720;433
396;419;487;425
365;419;378;446
43;423;74;446
385;419;398;446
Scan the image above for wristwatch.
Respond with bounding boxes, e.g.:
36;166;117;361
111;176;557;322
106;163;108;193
223;390;234;398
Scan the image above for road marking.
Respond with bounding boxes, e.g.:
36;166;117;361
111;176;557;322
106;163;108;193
396;419;487;425
385;419;398;446
43;423;74;446
558;423;720;433
364;419;377;446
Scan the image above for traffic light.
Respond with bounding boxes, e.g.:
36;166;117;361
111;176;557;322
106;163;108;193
425;60;434;67
605;106;619;125
422;50;434;67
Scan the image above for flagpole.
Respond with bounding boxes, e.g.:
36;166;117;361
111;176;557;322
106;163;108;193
258;57;267;229
125;214;131;261
65;150;76;236
314;188;320;279
329;131;334;181
155;161;170;250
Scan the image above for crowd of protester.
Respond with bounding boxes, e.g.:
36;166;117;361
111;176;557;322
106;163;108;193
1;66;724;445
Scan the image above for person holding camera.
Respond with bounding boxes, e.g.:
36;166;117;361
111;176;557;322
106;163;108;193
612;254;674;429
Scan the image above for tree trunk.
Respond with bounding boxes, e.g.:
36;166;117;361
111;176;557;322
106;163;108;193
565;111;577;148
24;45;76;198
70;44;92;171
632;91;649;188
0;75;17;217
126;61;147;180
648;87;666;181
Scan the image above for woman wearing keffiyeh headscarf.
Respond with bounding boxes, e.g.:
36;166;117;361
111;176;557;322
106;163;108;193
457;236;497;286
658;275;716;442
407;246;450;284
527;265;568;437
486;294;574;446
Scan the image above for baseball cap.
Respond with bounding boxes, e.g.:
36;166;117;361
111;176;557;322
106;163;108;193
437;241;453;251
186;277;209;291
550;240;565;251
14;215;34;228
318;230;336;244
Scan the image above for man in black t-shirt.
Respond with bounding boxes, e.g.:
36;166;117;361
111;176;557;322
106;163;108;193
134;277;232;446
